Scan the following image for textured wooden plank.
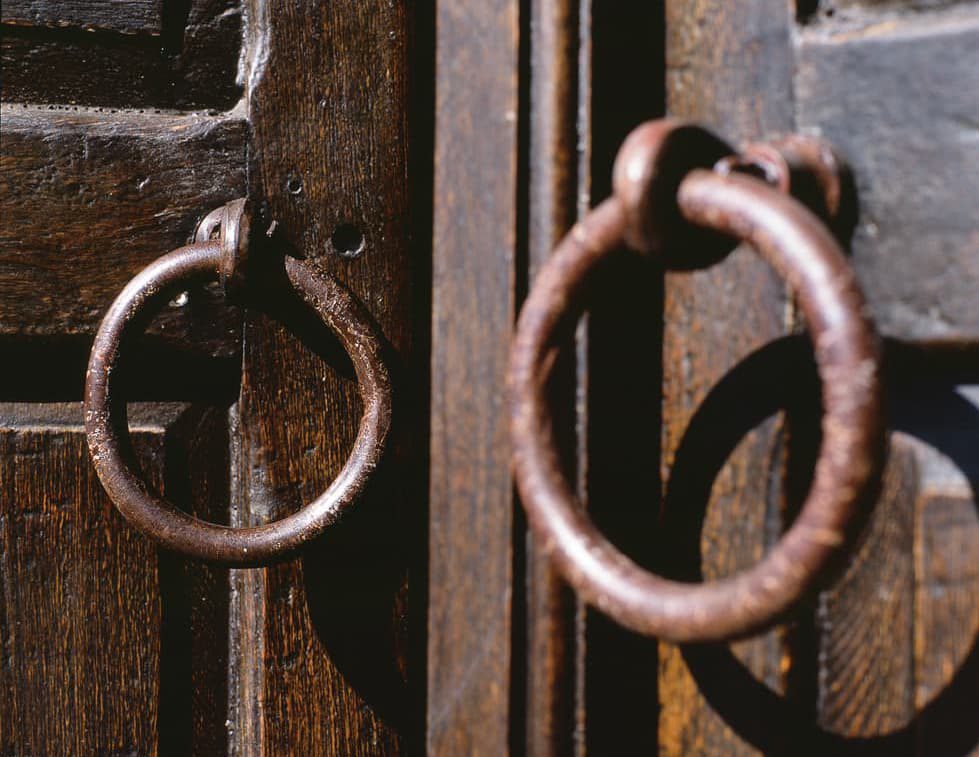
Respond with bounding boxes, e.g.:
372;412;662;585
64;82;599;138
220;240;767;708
0;105;245;354
796;8;979;341
0;402;229;756
816;437;917;743
2;0;162;34
916;490;979;756
525;0;583;754
908;384;979;756
658;2;797;754
428;0;520;753
0;0;242;109
230;1;414;755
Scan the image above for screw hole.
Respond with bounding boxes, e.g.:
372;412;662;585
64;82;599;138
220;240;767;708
286;175;303;195
330;223;366;259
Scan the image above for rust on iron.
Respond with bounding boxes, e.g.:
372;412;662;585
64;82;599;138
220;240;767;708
509;120;885;642
85;200;392;566
716;134;852;237
195;196;250;296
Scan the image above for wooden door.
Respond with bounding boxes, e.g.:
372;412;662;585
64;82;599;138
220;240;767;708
2;1;976;756
429;1;977;755
1;2;421;754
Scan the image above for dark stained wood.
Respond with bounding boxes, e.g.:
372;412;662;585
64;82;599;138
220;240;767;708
916;488;979;755
1;0;161;35
795;7;979;341
906;383;979;755
0;402;230;756
230;0;414;754
525;0;584;754
428;0;520;753
816;437;917;742
0;105;245;354
0;0;242;110
658;2;796;754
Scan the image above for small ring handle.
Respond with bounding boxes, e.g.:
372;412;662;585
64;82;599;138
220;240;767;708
509;164;884;642
85;240;391;566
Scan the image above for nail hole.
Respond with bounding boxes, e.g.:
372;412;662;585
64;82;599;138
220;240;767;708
330;223;366;259
286;175;303;195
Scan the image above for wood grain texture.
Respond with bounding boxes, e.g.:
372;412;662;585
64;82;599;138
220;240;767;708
795;7;979;341
816;437;916;742
231;1;414;754
907;383;979;756
916;489;979;755
428;0;521;754
659;1;796;754
0;402;229;757
1;0;242;109
1;0;162;34
0;105;245;354
525;0;583;754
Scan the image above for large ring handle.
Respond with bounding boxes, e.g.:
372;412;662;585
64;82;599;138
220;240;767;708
509;125;884;642
85;238;391;566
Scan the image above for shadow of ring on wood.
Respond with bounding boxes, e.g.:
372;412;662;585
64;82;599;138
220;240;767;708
659;335;978;757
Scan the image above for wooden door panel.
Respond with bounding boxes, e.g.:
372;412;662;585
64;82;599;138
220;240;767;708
0;105;245;353
796;7;979;340
0;0;241;110
0;402;230;756
427;0;520;754
226;2;417;754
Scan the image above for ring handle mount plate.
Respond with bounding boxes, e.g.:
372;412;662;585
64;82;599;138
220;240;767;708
84;201;392;566
510;120;885;643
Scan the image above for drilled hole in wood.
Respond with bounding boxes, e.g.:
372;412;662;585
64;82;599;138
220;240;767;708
286;175;303;194
330;223;365;259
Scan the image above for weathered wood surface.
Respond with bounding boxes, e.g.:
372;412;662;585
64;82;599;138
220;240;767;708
525;0;583;754
0;402;229;756
1;0;161;34
1;0;242;109
815;376;979;754
798;0;968;23
816;437;917;745
796;6;979;341
427;0;521;753
230;1;415;754
659;1;796;754
0;105;245;354
903;381;978;755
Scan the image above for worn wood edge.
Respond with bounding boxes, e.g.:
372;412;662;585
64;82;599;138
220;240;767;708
0;100;248;136
1;0;162;35
0;400;192;432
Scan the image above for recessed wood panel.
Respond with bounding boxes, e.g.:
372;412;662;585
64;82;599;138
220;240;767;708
0;0;241;109
0;402;230;756
0;105;246;354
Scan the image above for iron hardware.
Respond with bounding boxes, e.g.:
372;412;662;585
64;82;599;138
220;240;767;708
84;200;392;566
509;120;885;643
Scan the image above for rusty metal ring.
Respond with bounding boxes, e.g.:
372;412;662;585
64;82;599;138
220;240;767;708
85;241;392;566
509;170;883;642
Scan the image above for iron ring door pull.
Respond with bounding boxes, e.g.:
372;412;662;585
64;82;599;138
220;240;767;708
509;121;885;643
85;200;392;566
